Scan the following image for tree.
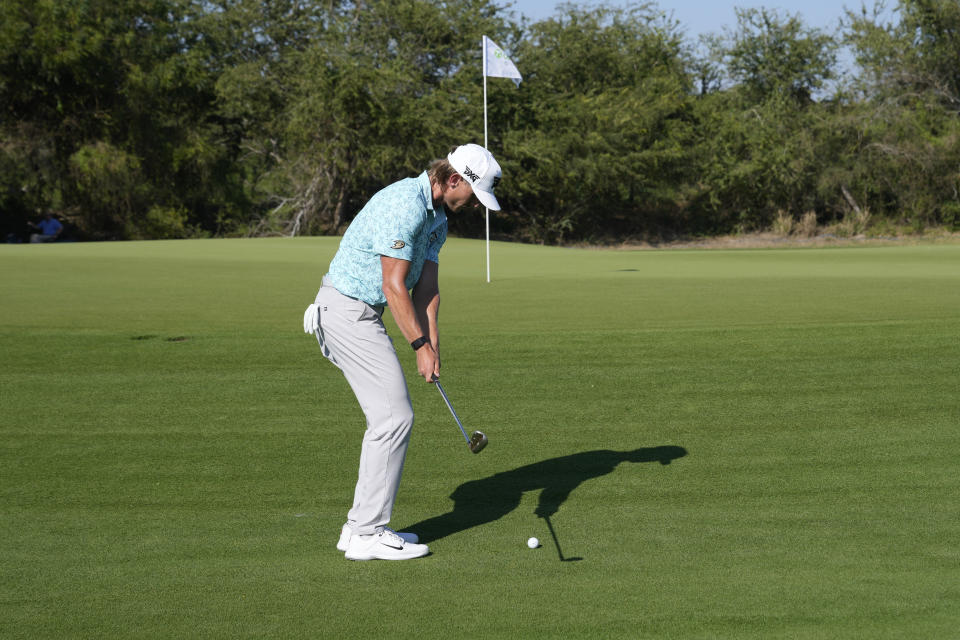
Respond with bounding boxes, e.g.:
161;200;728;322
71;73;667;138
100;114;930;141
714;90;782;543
723;7;838;104
843;0;960;228
502;3;695;243
847;0;960;110
0;0;245;239
684;8;842;233
213;0;509;236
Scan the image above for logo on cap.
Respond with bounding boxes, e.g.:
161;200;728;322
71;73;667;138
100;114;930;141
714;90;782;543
462;165;480;183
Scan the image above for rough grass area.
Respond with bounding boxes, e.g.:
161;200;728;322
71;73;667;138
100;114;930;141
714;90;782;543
571;228;960;251
2;238;958;639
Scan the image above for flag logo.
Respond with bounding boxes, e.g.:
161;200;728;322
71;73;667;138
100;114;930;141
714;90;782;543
483;36;522;86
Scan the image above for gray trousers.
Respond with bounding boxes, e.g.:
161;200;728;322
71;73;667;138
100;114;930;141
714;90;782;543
314;278;414;536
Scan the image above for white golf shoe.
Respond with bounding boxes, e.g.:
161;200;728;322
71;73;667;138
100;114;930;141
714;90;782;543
336;524;419;552
344;528;430;561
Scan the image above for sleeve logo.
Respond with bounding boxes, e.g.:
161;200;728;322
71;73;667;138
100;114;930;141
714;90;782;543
391;240;406;249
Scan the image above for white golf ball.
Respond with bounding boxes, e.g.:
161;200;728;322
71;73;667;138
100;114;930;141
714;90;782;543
527;537;540;549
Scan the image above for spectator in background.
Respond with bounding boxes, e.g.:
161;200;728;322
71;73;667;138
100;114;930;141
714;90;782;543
29;213;63;243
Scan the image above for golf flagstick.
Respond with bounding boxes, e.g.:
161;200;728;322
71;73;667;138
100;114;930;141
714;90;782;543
483;36;490;283
481;35;522;283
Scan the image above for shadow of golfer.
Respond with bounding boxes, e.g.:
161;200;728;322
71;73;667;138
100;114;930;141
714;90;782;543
405;446;687;544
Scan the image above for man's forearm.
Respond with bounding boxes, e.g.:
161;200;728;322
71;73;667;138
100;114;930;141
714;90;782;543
383;281;427;345
381;255;440;381
413;290;439;351
411;259;440;350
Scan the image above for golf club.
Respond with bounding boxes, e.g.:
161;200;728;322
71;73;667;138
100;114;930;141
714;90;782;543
541;514;582;562
432;377;487;454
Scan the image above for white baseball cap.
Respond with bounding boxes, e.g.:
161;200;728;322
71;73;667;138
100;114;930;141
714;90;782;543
447;144;502;211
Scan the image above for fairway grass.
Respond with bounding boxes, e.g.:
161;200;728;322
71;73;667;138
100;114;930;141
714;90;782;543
1;238;958;638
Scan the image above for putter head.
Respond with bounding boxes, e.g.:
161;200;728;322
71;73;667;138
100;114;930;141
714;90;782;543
469;431;488;454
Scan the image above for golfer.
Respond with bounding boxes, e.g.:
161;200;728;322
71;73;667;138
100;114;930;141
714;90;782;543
303;144;502;560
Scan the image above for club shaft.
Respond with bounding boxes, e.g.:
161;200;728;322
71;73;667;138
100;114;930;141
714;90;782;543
434;381;471;444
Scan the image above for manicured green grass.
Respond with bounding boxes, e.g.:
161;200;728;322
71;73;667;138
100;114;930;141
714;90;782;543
2;238;958;638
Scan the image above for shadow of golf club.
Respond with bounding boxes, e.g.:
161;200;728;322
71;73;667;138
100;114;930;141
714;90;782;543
542;513;583;562
404;446;688;558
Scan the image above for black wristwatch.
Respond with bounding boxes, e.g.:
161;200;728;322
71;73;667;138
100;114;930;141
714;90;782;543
410;335;430;351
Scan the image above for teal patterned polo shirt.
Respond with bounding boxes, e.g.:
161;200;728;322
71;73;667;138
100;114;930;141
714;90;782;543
326;171;447;307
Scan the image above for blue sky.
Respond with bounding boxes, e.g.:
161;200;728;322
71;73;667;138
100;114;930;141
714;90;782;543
512;1;892;39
